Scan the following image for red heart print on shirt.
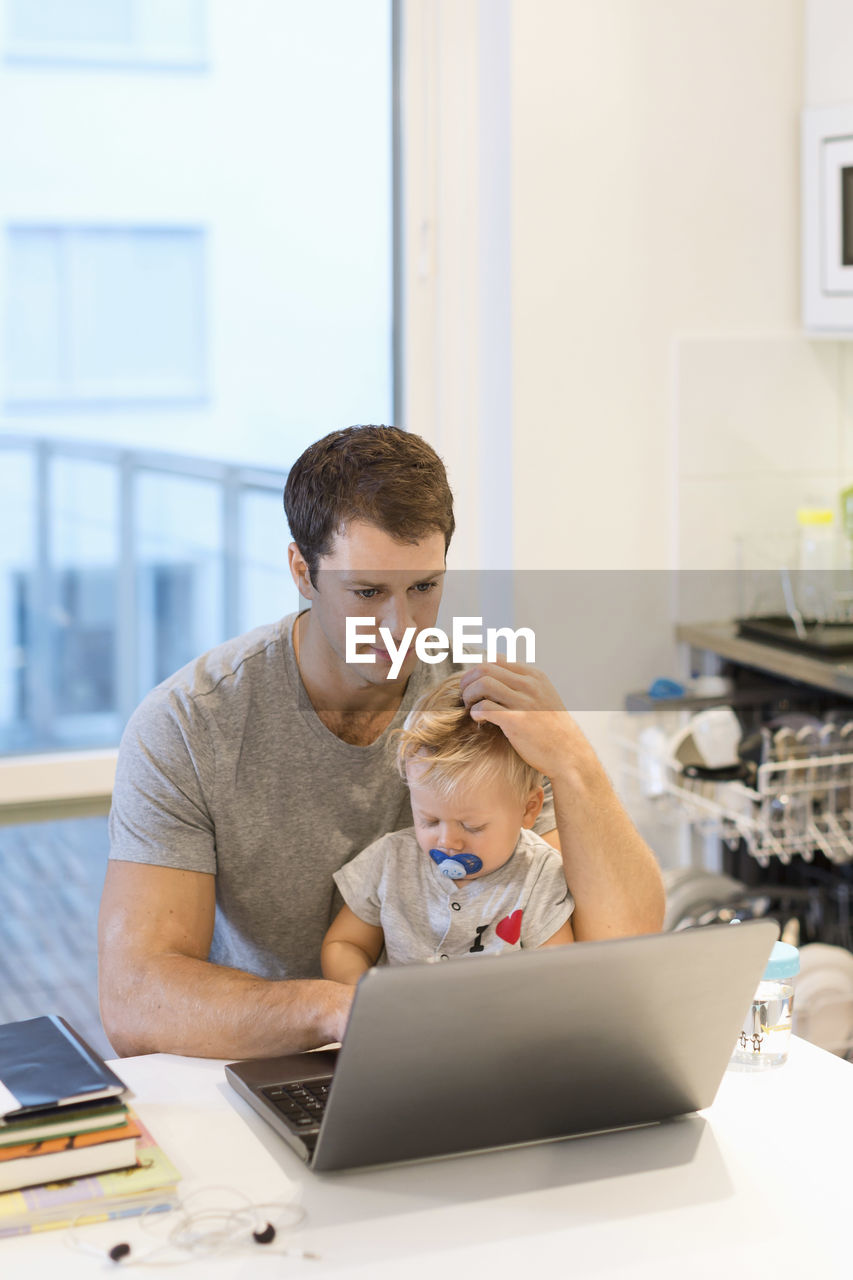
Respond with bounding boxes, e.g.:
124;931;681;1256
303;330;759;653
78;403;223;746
496;909;523;945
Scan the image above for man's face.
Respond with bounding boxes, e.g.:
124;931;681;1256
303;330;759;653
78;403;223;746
294;520;446;687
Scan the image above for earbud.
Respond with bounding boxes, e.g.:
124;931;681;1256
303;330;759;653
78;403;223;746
100;1225;276;1263
66;1189;306;1266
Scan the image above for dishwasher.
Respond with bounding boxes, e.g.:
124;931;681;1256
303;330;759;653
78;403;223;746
619;613;853;1062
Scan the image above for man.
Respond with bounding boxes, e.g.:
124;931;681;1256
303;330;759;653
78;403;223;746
99;425;664;1058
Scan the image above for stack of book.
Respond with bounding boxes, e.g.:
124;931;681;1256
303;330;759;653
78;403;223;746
0;1014;179;1237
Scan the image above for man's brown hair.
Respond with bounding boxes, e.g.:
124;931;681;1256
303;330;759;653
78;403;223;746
284;425;455;579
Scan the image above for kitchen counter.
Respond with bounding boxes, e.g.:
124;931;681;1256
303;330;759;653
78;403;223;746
677;619;853;699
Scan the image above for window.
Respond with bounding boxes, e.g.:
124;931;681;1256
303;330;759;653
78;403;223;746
0;0;394;753
6;227;207;405
5;0;207;70
0;0;395;1055
0;439;293;753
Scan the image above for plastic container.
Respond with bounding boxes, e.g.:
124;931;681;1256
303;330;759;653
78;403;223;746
841;484;853;571
797;506;835;621
729;941;800;1070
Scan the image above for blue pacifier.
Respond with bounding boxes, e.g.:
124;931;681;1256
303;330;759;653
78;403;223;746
429;848;483;879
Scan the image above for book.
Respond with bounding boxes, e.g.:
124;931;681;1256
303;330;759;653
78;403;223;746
0;1115;141;1193
0;1016;127;1119
0;1101;129;1147
0;1116;181;1237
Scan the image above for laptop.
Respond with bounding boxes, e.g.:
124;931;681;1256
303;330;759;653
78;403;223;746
225;919;778;1173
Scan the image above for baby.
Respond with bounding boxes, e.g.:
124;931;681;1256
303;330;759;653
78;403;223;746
321;673;574;984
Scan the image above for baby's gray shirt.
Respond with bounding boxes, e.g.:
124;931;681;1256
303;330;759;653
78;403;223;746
333;827;574;963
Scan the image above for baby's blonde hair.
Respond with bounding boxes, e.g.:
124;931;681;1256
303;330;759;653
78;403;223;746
395;673;542;802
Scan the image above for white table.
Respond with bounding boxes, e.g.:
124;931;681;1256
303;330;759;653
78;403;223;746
3;1037;851;1278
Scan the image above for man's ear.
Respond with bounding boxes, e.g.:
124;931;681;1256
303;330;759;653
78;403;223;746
521;785;545;829
288;542;316;601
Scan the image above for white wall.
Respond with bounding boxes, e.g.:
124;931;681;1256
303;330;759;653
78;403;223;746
510;0;807;575
405;0;812;579
401;0;818;855
805;0;853;105
672;0;853;580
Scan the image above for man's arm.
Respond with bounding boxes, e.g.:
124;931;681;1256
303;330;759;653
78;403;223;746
98;861;353;1058
459;659;665;941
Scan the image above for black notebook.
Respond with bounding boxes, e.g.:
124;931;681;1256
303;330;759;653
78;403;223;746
0;1015;127;1120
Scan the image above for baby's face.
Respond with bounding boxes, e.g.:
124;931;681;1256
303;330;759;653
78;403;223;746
407;762;542;883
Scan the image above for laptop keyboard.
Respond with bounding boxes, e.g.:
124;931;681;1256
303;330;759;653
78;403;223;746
261;1079;332;1150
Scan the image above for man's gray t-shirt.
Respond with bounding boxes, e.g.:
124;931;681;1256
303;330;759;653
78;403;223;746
108;611;557;981
333;827;574;963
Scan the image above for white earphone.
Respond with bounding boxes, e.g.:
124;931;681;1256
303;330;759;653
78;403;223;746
65;1187;315;1267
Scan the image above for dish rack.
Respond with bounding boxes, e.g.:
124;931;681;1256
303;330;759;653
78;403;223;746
619;735;853;867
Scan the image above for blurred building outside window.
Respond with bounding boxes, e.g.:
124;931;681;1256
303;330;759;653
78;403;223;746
7;226;207;404
0;0;395;762
5;0;208;70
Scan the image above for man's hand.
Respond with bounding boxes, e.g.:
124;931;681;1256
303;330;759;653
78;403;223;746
459;656;665;940
325;981;357;1042
458;656;594;783
99;861;358;1058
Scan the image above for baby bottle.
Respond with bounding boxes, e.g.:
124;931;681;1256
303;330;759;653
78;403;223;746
729;941;799;1070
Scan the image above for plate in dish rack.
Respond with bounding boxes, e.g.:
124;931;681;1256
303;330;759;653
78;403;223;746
662;867;746;932
793;943;853;1056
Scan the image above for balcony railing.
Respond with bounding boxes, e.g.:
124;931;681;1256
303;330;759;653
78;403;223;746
0;434;291;754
